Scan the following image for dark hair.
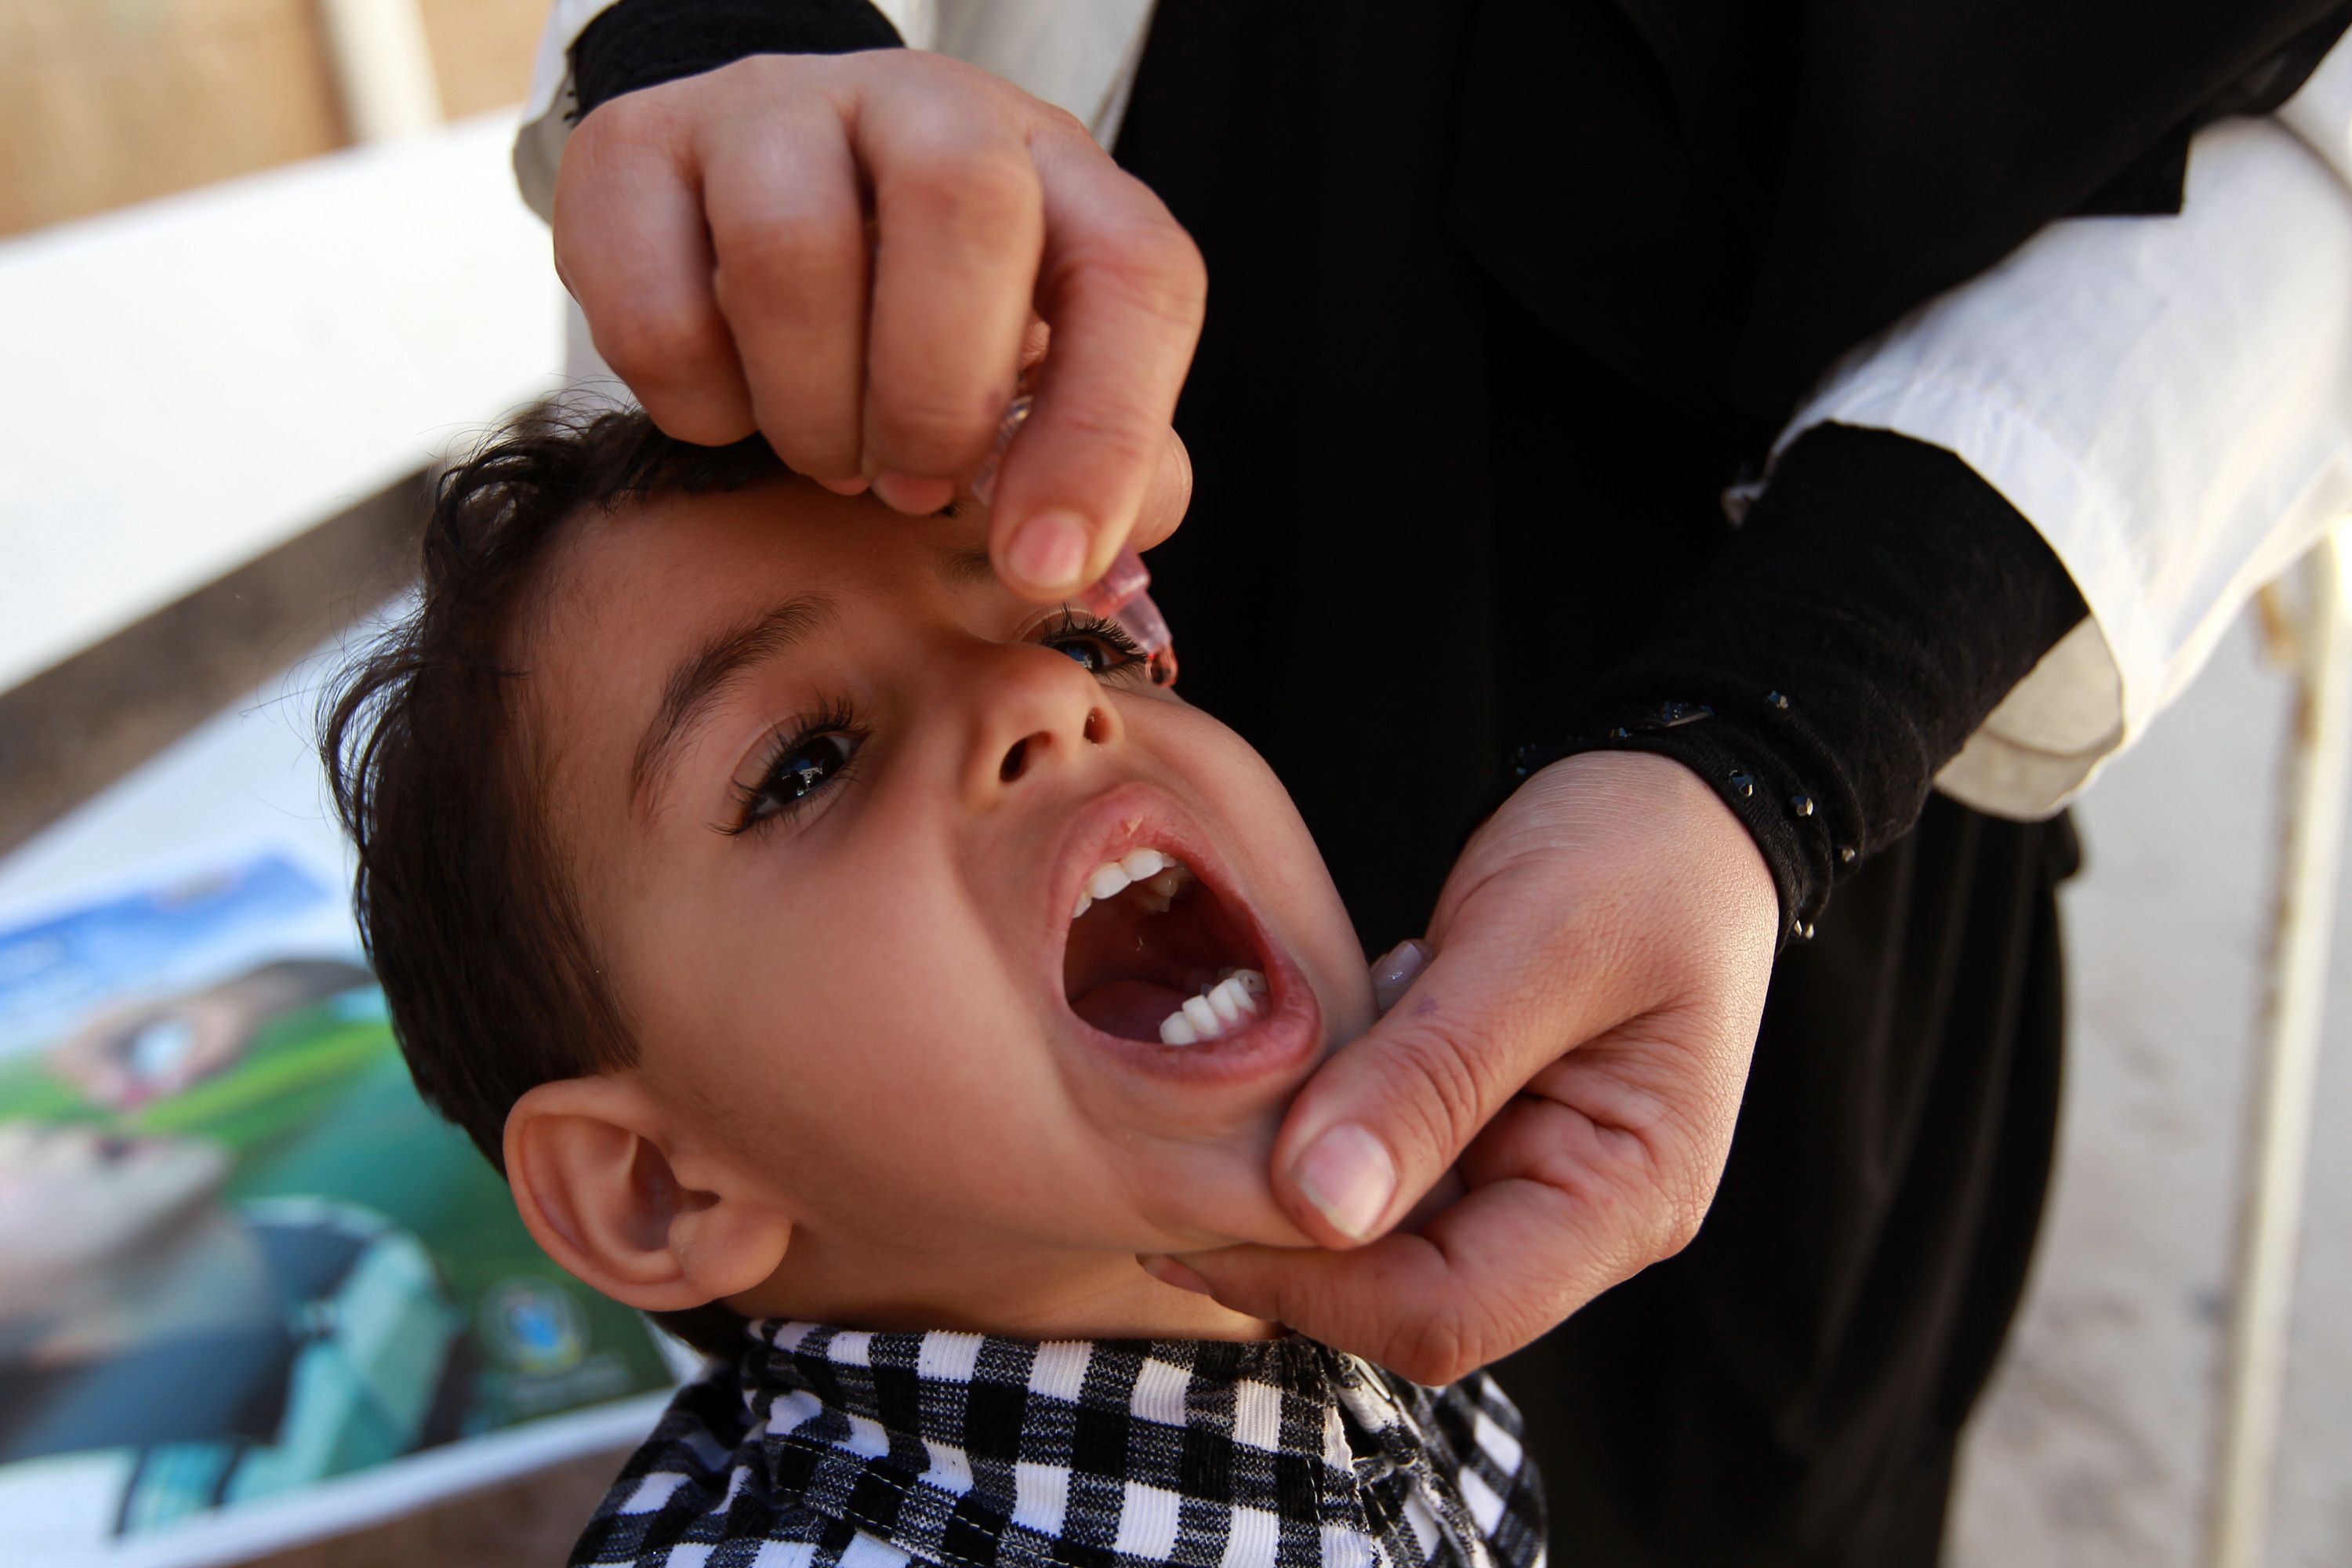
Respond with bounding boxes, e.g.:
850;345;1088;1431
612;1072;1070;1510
321;401;785;1356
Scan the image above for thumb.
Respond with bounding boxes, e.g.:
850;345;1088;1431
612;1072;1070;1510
1271;924;1601;1250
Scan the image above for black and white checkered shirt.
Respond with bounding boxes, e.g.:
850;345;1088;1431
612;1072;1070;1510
572;1321;1546;1568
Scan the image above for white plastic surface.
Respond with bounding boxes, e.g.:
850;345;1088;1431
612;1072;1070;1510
0;111;566;695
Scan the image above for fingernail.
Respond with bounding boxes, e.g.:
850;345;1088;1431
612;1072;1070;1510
1007;510;1089;592
1140;1255;1210;1295
811;474;870;497
872;471;956;514
1370;938;1432;1013
1293;1124;1396;1243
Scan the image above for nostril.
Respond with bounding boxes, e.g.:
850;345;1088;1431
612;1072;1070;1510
1083;708;1107;745
1000;737;1029;783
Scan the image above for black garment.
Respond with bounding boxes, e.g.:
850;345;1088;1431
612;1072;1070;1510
1534;426;2089;942
1454;0;2352;413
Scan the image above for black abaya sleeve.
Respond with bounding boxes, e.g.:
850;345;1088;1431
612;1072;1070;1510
1512;425;2088;943
570;0;902;115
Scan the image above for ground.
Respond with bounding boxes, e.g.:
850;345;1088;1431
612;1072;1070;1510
1950;612;2352;1566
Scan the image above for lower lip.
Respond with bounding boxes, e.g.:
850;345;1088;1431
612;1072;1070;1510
1063;927;1324;1087
1069;980;1323;1086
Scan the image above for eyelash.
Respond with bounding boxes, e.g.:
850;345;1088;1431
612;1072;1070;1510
720;612;1145;837
722;696;866;838
1042;608;1147;668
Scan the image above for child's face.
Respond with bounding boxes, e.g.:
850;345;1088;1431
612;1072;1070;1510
0;1122;230;1318
519;480;1374;1320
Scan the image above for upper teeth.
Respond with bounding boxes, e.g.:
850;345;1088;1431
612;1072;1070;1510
1073;848;1190;920
1160;970;1269;1045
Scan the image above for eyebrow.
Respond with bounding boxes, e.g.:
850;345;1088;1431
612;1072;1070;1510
938;543;997;585
630;596;833;813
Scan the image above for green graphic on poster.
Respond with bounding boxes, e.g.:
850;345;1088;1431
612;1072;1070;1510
0;855;677;1547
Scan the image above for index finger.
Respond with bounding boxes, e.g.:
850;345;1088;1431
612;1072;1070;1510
985;130;1205;600
1006;321;1191;554
1152;1093;1681;1385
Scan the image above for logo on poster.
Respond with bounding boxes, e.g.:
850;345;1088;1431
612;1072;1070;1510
482;1275;587;1374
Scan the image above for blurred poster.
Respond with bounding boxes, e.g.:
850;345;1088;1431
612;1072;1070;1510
0;851;679;1566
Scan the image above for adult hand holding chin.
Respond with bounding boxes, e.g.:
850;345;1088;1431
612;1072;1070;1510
1143;751;1779;1385
552;49;1201;600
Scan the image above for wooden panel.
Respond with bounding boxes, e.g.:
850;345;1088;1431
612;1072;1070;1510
0;0;550;240
0;0;347;238
420;0;544;121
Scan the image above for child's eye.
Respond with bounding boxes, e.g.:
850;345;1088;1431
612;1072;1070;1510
724;715;863;837
1039;611;1145;677
1051;637;1123;676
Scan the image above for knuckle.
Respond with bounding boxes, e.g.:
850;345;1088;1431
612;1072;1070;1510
731;53;810;92
1052;218;1207;330
564;106;612;168
1029;399;1163;480
873;48;966;90
882;145;1040;239
1388;1314;1474;1388
1162;430;1194;496
1381;1025;1497;1157
767;423;862;480
868;387;996;469
1595;1149;1711;1272
1026;100;1094;144
569;92;640;152
573;83;693;165
593;300;722;384
1653;1174;1715;1260
1163;228;1210;310
719;218;859;297
1648;1099;1731;1257
1658;1203;1706;1260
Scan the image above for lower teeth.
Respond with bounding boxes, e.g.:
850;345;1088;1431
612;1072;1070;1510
1158;970;1268;1045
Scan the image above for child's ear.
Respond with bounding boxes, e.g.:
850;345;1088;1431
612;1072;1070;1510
503;1076;791;1312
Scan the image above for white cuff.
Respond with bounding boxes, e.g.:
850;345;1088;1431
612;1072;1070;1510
515;0;621;223
1772;85;2352;819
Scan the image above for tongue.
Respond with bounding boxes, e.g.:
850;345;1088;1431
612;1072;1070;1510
1070;978;1191;1041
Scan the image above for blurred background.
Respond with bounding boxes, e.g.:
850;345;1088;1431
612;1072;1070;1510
0;3;2346;1566
0;7;673;1568
0;1;543;239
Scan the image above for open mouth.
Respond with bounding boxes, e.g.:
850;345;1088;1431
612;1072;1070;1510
1062;848;1272;1045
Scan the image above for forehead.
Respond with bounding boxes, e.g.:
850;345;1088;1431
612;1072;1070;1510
511;479;993;793
538;480;988;633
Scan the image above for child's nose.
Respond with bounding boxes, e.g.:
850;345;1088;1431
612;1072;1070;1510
964;645;1122;800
